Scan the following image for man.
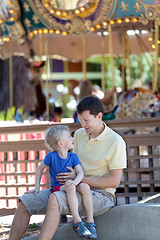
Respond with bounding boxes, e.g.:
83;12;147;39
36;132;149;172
9;96;126;240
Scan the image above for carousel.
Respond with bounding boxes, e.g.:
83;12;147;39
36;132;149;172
0;0;159;121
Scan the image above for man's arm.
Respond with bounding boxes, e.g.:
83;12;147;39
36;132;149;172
81;169;123;189
57;168;123;189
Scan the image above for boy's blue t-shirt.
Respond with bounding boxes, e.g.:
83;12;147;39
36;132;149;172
43;151;81;187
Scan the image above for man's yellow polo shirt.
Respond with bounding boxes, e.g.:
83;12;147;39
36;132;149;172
74;122;127;197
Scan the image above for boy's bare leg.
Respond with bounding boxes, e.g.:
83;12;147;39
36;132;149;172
77;183;94;223
9;201;30;240
61;185;81;224
39;193;60;240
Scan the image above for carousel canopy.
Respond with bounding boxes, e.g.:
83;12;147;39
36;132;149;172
0;0;159;60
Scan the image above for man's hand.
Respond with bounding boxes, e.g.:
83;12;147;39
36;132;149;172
56;167;76;184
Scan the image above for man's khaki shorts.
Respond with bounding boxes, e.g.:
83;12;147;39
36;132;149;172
20;188;115;217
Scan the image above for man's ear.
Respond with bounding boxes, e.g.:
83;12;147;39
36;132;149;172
97;112;103;120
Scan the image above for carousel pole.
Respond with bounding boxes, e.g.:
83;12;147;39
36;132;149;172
108;24;117;105
82;35;87;81
153;20;159;91
39;32;43;60
126;33;132;89
101;34;105;93
9;42;13;107
44;35;49;121
122;29;127;92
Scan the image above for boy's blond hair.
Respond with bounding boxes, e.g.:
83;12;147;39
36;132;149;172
45;125;69;151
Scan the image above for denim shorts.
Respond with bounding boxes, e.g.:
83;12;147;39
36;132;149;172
20;188;115;216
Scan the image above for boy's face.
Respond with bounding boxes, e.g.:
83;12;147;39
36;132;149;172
60;130;74;150
78;110;102;135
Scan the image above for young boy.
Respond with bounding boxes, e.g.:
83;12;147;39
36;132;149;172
27;125;97;239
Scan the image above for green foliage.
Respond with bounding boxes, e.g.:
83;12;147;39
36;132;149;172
87;53;156;90
28;223;39;229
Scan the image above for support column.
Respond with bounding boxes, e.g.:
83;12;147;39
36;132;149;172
122;29;127;92
101;34;105;93
108;24;117;105
153;20;159;91
44;36;49;121
9;42;13;107
82;36;87;81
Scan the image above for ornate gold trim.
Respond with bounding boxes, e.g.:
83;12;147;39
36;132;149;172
138;0;160;23
29;0;115;35
6;0;26;43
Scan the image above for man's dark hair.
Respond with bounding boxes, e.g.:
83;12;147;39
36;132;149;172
77;95;105;115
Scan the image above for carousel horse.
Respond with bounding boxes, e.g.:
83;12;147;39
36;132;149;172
115;88;160;120
26;61;47;119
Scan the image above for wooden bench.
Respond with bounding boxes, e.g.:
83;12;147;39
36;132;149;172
0;118;160;215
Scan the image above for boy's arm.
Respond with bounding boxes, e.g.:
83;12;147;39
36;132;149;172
65;164;84;187
25;162;46;194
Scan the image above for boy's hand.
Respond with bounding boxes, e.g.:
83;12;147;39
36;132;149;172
65;180;75;187
24;188;40;195
56;167;75;184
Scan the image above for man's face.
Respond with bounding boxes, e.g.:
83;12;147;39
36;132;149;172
78;110;102;134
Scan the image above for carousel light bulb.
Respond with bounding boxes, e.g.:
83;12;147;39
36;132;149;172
55;30;60;34
117;19;122;24
125;18;130;22
152;44;156;49
148;37;152;41
56;11;61;16
39;29;43;34
0;19;3;24
75;9;80;14
102;22;107;27
158;40;160;44
110;20;114;24
34;30;38;34
44;3;49;7
29;32;34;37
50;10;54;14
90;27;95;31
9;9;14;14
43;29;48;34
8;1;12;4
10;17;15;21
62;12;67;16
80;7;85;11
49;29;54;34
133;18;137;22
96;24;101;29
62;31;67;35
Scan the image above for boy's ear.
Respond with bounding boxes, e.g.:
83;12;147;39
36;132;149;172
57;140;63;146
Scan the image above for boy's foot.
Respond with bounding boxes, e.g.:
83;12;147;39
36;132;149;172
86;222;97;239
73;221;91;237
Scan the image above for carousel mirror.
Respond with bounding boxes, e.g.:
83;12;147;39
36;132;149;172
42;0;94;10
0;0;10;20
